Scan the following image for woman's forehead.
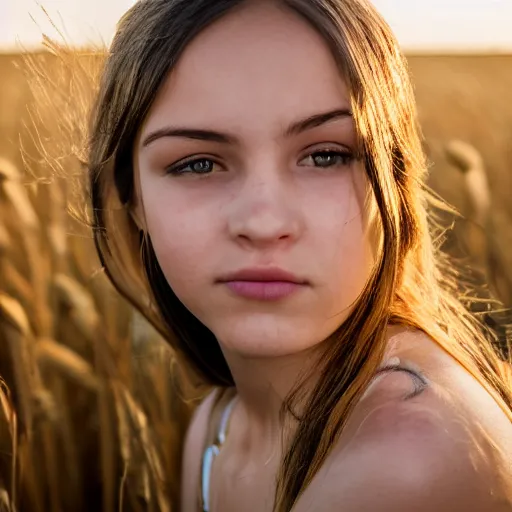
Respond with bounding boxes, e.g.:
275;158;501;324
141;1;352;139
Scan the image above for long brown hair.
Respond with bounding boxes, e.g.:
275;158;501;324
87;0;512;510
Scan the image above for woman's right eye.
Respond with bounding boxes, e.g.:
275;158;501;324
166;158;219;176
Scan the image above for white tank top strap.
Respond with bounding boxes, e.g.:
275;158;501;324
200;393;238;512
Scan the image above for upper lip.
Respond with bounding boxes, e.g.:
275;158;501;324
217;267;307;284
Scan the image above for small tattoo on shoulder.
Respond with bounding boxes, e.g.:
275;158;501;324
376;359;429;400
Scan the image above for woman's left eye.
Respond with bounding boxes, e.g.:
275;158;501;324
299;150;354;168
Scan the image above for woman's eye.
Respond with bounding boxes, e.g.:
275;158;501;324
300;150;354;168
166;158;218;176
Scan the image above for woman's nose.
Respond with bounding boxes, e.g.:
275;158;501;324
226;174;304;250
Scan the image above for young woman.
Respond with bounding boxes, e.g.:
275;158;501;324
88;0;512;510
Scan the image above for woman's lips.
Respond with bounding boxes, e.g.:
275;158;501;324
217;267;308;301
224;280;304;300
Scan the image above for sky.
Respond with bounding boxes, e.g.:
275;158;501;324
1;0;512;53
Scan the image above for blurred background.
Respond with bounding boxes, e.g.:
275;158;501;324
0;1;511;511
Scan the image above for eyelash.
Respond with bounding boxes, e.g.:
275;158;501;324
165;149;354;176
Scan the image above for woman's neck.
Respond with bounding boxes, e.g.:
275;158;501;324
220;325;406;443
222;346;321;441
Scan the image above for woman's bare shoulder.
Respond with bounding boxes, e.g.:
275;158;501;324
296;329;512;512
384;327;512;444
180;388;220;512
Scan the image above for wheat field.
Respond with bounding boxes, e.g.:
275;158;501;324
0;50;510;511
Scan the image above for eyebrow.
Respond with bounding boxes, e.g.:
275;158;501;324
141;108;353;148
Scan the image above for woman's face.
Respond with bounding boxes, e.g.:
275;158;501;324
134;1;375;358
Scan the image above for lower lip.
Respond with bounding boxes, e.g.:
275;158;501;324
223;281;304;300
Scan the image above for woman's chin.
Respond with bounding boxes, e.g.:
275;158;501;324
211;317;339;360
